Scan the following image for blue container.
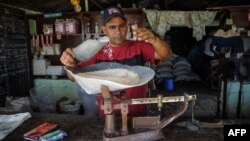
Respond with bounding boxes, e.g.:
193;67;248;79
165;78;174;91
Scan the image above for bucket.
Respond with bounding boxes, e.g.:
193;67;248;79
164;78;174;91
59;99;81;115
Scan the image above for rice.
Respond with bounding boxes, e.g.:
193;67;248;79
76;68;140;85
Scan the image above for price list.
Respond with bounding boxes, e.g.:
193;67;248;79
0;6;31;106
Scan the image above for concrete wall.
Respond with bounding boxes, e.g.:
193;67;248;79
220;80;250;118
33;79;78;101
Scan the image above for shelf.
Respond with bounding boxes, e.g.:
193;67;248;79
28;10;145;66
30;33;84;37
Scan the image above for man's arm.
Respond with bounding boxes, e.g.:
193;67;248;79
151;35;172;60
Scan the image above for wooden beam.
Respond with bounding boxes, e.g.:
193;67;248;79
206;5;250;10
89;0;103;9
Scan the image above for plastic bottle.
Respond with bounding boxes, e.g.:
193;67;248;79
86;22;90;33
95;23;99;34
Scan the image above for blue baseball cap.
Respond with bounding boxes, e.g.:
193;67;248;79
101;6;127;25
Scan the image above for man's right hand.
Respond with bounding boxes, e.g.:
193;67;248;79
60;48;77;67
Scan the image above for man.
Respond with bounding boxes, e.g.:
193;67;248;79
60;6;172;116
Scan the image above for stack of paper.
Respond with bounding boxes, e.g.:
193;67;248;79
23;122;67;141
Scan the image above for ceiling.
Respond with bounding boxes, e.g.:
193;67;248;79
0;0;249;14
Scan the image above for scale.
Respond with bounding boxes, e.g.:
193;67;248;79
65;62;197;140
100;85;196;141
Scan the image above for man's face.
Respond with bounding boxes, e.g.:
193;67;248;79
102;16;128;46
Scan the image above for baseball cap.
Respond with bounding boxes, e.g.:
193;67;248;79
101;6;127;25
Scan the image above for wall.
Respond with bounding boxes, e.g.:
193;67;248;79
220;80;250;119
230;7;250;28
34;79;78;101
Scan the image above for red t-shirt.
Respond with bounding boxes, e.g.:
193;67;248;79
78;40;157;116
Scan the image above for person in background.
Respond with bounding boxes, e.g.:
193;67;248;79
60;6;172;116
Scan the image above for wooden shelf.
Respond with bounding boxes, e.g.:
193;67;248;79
27;9;145;66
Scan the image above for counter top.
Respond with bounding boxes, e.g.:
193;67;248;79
3;112;226;141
